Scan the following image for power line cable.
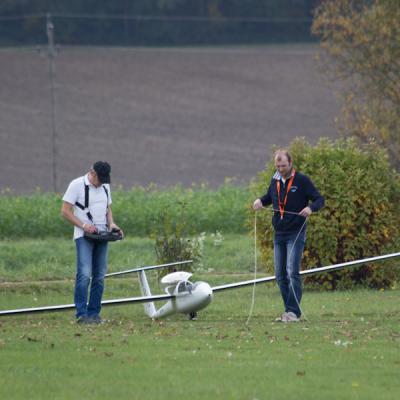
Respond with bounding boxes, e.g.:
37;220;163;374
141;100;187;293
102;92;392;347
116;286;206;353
0;14;44;21
0;13;313;23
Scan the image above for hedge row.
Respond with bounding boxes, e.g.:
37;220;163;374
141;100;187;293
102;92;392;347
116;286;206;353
0;182;250;239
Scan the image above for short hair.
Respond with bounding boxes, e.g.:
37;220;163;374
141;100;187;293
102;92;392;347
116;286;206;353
274;149;292;163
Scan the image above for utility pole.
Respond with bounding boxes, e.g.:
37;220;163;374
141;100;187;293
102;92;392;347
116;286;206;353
46;13;58;192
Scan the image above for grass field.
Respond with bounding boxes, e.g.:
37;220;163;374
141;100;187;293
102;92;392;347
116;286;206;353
1;281;399;400
1;236;399;399
0;234;257;282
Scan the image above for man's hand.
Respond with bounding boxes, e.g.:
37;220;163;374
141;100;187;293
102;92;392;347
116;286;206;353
299;206;312;218
62;202;98;232
109;222;124;238
83;223;98;233
253;199;263;210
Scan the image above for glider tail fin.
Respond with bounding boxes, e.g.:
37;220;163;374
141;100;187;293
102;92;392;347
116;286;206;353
138;270;157;318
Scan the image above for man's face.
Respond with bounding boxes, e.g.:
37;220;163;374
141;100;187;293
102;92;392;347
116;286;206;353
89;169;102;187
275;155;292;178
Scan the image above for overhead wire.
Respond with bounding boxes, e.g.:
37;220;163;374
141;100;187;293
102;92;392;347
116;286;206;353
0;13;313;23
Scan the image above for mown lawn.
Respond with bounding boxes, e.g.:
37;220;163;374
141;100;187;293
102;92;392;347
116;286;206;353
1;277;399;399
0;235;399;399
0;234;258;282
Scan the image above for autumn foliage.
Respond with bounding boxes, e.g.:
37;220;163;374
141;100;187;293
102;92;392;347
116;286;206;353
312;0;400;170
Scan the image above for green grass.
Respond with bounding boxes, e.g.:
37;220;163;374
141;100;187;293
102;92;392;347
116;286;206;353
1;236;399;399
0;281;399;400
0;234;259;282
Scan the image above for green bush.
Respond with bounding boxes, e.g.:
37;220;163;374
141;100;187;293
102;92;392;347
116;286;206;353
250;137;400;289
150;202;205;275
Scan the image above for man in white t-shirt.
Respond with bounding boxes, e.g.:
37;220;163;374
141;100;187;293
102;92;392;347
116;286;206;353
61;161;123;324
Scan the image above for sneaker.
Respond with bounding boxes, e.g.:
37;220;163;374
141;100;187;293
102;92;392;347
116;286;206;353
76;316;93;325
275;312;288;322
88;315;106;324
282;312;300;323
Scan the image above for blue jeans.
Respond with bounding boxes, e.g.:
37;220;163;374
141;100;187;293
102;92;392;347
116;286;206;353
74;237;108;318
273;229;306;317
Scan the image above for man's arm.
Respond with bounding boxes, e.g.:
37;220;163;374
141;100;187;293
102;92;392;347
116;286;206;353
61;201;97;233
106;206;124;236
253;181;273;210
302;175;324;215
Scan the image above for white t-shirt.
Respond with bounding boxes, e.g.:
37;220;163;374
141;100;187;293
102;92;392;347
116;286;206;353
63;174;112;240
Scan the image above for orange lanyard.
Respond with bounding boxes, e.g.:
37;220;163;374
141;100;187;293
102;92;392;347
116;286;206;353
276;170;295;219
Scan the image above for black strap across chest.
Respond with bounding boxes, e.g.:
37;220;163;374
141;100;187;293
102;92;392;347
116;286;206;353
75;184;108;223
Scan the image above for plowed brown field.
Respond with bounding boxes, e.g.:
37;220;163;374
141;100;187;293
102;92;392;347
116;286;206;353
0;45;340;193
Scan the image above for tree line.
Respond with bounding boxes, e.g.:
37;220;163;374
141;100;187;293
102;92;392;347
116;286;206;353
0;0;320;46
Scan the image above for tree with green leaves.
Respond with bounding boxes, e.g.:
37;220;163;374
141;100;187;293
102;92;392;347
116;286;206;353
312;0;400;169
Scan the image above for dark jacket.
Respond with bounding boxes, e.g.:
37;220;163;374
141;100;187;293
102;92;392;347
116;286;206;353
260;171;324;234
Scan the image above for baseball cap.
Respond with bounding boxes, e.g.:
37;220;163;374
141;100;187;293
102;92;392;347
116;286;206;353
92;161;111;184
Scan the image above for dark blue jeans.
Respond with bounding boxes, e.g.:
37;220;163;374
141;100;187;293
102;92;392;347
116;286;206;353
74;237;108;318
273;229;306;317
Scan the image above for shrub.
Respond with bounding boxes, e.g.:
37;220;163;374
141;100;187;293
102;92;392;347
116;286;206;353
150;201;205;276
250;137;400;289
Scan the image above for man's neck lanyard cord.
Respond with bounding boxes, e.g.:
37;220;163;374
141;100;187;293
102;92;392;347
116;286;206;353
277;170;295;219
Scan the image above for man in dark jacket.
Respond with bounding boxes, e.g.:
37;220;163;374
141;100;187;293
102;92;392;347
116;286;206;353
253;149;324;322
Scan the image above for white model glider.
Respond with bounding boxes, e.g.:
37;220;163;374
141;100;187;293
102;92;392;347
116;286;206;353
0;253;399;319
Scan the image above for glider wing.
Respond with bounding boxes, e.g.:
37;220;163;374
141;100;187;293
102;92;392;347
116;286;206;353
0;293;174;316
105;260;193;278
212;252;400;292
